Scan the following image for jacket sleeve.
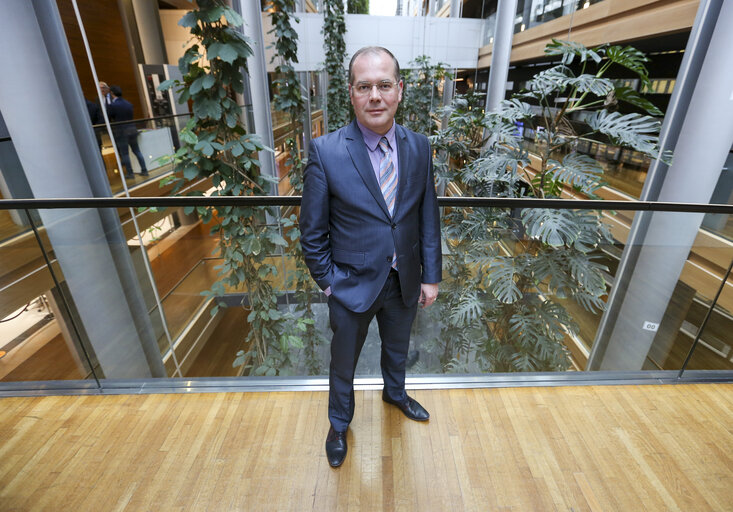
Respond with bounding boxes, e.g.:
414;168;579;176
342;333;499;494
299;139;333;291
419;136;442;284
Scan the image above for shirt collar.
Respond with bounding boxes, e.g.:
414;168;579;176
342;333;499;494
356;119;396;152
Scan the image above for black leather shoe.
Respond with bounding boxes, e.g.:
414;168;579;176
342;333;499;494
382;390;430;421
325;426;347;467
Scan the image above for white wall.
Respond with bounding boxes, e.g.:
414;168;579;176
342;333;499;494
262;13;484;71
161;10;484;72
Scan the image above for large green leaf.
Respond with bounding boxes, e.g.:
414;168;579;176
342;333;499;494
193;96;223;120
529;249;574;296
547;153;603;193
487;258;522;304
566;252;607;295
545;39;602;65
497;98;534;122
612;86;663;116
178;11;198;28
526;65;570;97
449;290;485;326
604;45;651;88
586;111;660;155
522;209;580;246
208;42;239;64
565;74;614;97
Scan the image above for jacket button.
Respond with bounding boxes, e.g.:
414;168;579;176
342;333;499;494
391;223;396;229
386;256;391;262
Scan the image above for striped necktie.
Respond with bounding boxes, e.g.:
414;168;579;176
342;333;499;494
378;137;397;216
378;137;398;268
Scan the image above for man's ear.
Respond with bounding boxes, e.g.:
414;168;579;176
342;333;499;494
397;80;403;102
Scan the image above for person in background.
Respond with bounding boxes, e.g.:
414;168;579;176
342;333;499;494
106;85;148;180
99;81;112;106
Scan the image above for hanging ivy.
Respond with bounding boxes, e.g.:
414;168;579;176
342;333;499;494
347;0;369;14
397;56;450;137
158;0;298;376
322;0;350;131
267;0;327;374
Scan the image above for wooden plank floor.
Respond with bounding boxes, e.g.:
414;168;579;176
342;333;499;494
0;384;731;511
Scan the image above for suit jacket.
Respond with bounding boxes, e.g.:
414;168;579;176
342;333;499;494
106;97;136;137
300;120;442;313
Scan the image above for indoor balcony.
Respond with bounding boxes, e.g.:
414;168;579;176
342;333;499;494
1;195;731;383
0;195;731;510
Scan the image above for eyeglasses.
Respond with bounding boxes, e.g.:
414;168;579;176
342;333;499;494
351;81;399;96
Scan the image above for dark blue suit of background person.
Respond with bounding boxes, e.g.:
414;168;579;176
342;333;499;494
300;47;441;467
106;85;148;180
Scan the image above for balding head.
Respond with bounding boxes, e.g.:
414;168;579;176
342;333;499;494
348;47;400;85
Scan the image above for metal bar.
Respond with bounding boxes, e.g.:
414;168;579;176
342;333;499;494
677;256;733;378
2;196;732;214
23;209;101;388
1;370;731;398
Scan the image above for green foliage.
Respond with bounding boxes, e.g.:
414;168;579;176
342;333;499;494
397;56;450;137
268;0;325;375
322;0;350;131
159;0;291;376
426;40;666;373
347;0;369;14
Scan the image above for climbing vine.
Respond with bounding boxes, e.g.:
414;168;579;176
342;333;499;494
397;56;450;137
268;0;326;374
322;0;350;131
159;0;299;376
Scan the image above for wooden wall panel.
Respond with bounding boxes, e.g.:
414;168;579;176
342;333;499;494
478;0;699;67
56;0;142;116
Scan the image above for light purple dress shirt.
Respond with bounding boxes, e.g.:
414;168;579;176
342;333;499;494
324;121;399;296
355;119;399;185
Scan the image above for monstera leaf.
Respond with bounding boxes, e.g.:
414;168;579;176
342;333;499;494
450;289;485;326
545;39;603;65
547;153;604;194
612;86;663;116
488;258;522;304
522;208;580;247
529;249;575;297
565;74;614;97
526;65;571;97
497;98;535;122
464;150;529;188
586;111;661;155
604;45;651;88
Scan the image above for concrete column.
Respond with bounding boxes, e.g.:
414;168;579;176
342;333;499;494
237;0;278;194
588;0;733;370
441;0;462;129
485;0;517;114
131;0;169;64
297;0;312;159
0;0;166;378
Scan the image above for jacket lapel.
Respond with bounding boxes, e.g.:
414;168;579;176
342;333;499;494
345;120;391;219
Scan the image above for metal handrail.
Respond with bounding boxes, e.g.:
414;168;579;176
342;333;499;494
1;196;732;214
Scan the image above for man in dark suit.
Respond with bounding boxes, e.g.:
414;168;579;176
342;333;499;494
300;47;442;468
106;85;148;180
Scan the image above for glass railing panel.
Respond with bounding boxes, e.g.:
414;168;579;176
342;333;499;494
588;211;733;372
680;261;733;371
99;114;190;195
0;208;96;382
1;202;731;385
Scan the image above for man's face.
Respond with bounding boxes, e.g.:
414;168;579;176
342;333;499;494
349;51;403;135
99;83;109;96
